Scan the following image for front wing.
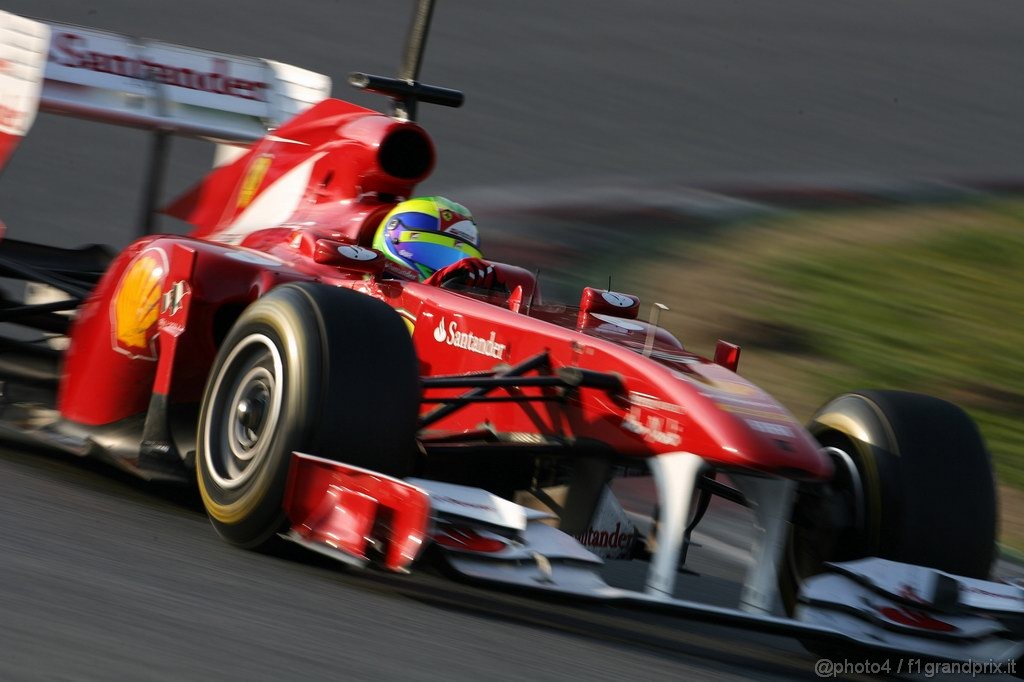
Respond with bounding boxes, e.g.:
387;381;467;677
281;452;1024;665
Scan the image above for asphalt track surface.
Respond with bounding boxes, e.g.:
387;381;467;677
2;2;1024;680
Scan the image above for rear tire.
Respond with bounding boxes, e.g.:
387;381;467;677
781;390;997;612
196;283;420;549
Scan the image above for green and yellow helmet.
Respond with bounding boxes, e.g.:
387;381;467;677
372;196;482;280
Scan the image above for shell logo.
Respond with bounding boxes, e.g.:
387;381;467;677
111;249;167;360
237;155;273;209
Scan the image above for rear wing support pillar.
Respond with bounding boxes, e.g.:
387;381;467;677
138;77;173;234
139;130;171;234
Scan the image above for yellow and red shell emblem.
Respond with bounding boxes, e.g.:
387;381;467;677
236;154;273;209
110;249;167;360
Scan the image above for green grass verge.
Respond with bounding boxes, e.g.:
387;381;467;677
753;200;1024;487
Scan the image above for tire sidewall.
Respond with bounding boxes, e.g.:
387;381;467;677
197;289;323;547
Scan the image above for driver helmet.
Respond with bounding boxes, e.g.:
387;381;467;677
372;196;482;280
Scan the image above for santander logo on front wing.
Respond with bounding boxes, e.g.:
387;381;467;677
433;317;506;360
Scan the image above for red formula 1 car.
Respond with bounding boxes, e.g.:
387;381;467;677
1;3;1019;666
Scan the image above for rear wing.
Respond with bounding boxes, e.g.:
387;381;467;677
1;10;331;142
0;10;331;228
38;20;331;141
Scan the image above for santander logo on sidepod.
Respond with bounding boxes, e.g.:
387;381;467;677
433;317;506;360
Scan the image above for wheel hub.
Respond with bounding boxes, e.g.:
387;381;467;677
234;384;269;451
203;333;284;490
229;366;275;462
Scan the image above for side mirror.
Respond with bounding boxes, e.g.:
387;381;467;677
714;339;741;373
576;287;640;327
313;240;386;274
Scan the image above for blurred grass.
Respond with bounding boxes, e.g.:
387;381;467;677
750;201;1024;487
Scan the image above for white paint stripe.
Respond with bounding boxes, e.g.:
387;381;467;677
220;151;326;242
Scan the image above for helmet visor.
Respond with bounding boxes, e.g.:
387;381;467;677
393;230;483;276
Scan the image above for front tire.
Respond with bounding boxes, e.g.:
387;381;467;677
196;283;420;549
782;390;998;611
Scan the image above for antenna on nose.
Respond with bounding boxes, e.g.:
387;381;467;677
347;0;464;122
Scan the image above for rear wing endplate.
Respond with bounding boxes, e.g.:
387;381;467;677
0;13;49;171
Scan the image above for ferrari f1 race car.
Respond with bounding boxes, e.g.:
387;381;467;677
1;1;1020;668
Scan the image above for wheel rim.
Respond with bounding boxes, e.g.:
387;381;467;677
203;333;284;490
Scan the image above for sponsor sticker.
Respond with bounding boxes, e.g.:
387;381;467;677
433;317;507;360
444;219;478;245
571;488;637;559
337;244;379;261
575;522;636;555
629;391;685;415
160;280;190;317
50;31;270;102
621;406;682;447
746;419;794;438
111;249;167;360
237;155;272;209
601;291;635;308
